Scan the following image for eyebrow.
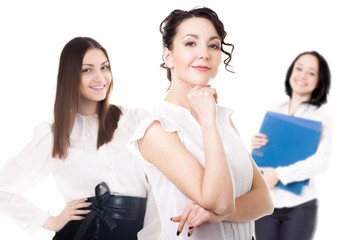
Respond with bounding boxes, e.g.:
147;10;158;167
183;34;221;41
82;60;109;67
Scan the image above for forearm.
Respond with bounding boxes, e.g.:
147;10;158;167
224;157;273;222
224;186;273;222
0;191;50;234
276;150;330;185
201;123;235;214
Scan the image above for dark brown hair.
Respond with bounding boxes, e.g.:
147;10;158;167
285;51;331;107
52;37;121;159
160;7;235;81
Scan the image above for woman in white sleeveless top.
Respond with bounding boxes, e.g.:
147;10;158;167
131;7;273;240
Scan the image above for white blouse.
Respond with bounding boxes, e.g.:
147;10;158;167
131;101;254;240
0;107;160;239
271;100;332;208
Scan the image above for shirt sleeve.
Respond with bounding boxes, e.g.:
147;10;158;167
276;107;333;185
0;122;57;235
134;107;150;124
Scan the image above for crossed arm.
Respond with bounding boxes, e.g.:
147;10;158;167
172;155;273;236
139;118;273;236
170;118;273;236
138;120;235;215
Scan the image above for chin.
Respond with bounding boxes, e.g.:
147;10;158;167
93;96;107;102
193;78;211;86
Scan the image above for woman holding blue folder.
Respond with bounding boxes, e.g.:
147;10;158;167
251;51;332;240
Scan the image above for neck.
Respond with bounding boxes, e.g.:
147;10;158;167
288;93;310;115
78;97;99;116
165;80;192;111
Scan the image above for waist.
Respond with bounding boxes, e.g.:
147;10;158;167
272;185;317;208
73;182;147;240
85;194;147;220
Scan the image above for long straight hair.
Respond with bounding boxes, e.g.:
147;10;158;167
52;37;121;159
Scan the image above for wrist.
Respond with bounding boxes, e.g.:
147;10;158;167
214;211;230;223
275;167;288;185
200;120;218;130
42;216;57;232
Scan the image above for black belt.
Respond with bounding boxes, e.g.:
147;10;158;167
74;182;147;240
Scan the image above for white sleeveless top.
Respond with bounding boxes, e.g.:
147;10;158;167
131;101;254;240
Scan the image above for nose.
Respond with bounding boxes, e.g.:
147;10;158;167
198;45;209;60
299;71;307;80
94;70;106;82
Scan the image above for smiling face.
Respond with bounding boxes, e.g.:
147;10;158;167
289;54;319;100
163;17;222;87
79;48;112;112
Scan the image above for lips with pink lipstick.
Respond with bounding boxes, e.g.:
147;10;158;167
192;65;211;71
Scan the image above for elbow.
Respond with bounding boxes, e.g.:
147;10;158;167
318;159;330;175
210;199;235;215
269;206;274;215
255;184;274;217
309;153;331;177
198;196;235;215
254;196;273;221
263;191;274;216
199;186;235;215
265;199;274;216
218;202;235;216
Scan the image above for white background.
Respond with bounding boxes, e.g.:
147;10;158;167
0;0;359;239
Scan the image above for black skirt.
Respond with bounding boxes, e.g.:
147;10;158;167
53;182;147;240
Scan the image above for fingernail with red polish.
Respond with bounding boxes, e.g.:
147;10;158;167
188;232;191;237
189;226;193;230
177;231;180;236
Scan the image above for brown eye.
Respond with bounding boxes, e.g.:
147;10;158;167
209;44;220;49
185;42;196;47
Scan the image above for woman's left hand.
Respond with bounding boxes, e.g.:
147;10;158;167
170;202;223;237
259;167;280;188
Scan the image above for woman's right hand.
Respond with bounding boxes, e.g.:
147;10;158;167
42;199;91;232
170;202;224;237
251;133;268;149
187;85;217;126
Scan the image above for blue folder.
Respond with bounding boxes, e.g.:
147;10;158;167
251;111;322;195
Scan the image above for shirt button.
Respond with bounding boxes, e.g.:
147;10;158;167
105;166;111;173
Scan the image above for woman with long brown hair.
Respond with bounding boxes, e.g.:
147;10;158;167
0;37;159;240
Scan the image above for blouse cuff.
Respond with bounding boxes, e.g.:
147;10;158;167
24;211;50;235
275;167;290;185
